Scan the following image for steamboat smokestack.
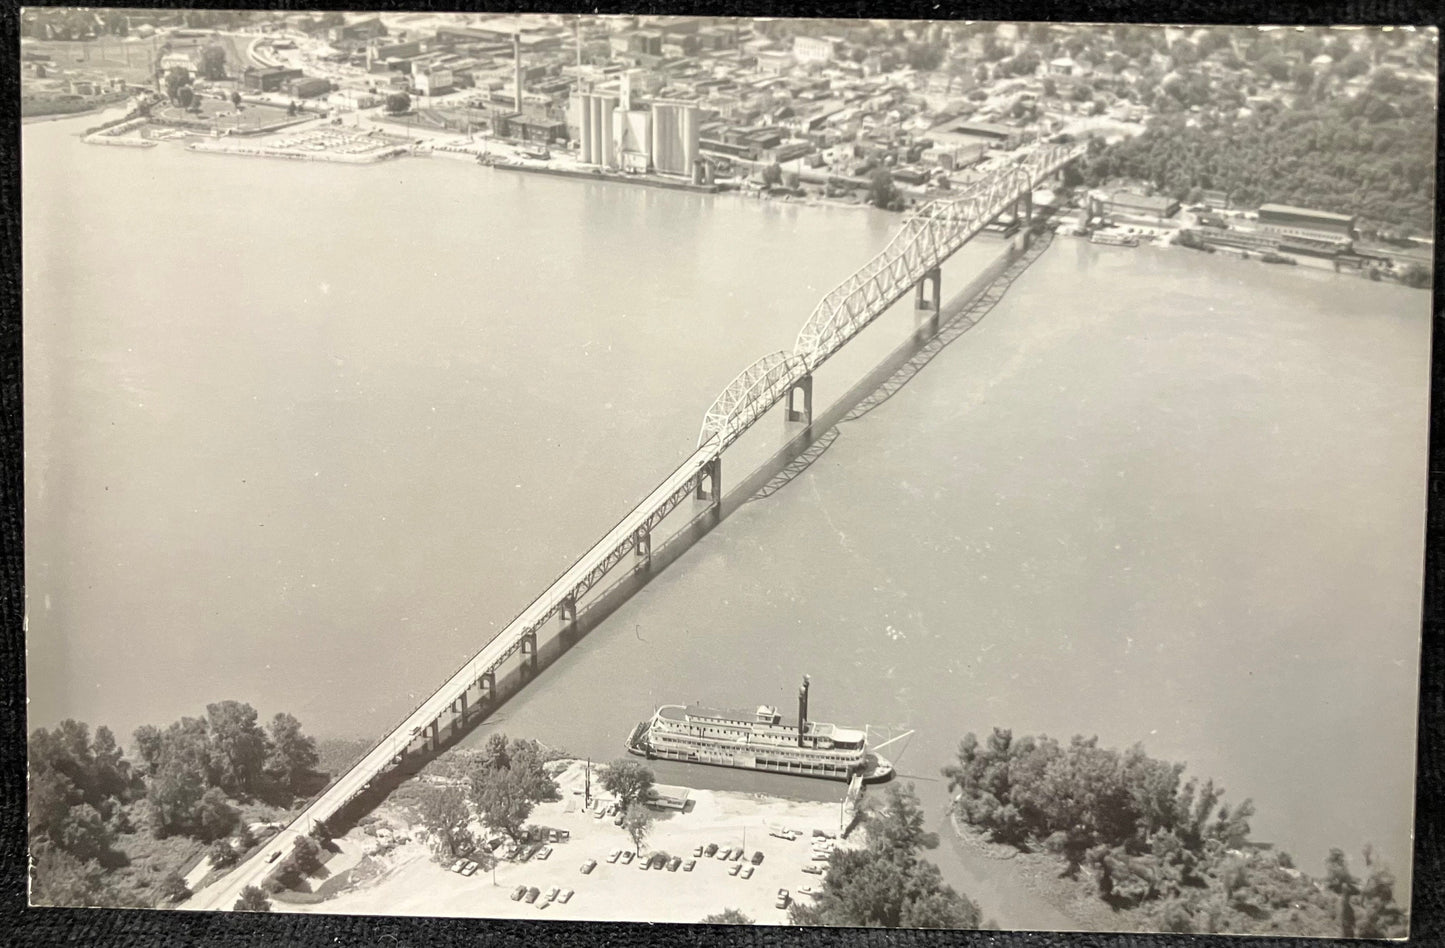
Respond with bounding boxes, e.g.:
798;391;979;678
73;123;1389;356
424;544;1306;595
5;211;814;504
513;33;523;113
797;675;810;746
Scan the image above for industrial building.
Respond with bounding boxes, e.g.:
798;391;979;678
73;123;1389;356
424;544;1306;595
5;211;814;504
650;98;699;178
242;67;303;93
1256;204;1356;250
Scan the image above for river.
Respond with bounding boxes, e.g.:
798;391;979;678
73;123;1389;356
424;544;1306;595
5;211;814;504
23;115;1428;925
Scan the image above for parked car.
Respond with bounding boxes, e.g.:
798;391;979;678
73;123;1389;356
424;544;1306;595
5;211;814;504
620;850;635;864
802;864;824;875
798;885;820;896
460;861;478;876
558;888;574;903
613;814;625;826
637;854;650;870
510;885;527;901
651;853;669;869
547;829;559;843
775;890;791;909
545;886;560;902
524;886;540;903
717;847;732;861
751;851;764;865
704;843;719;857
667;856;681;872
580;859;597;874
607;849;621;863
728;863;741;876
450;859;467;873
740;865;754;879
535;845;552;861
729;849;744;861
683;859;696;872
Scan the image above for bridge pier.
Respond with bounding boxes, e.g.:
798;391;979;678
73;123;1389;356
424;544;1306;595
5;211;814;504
784;373;813;426
520;630;538;675
559;596;578;633
426;720;440;751
694;455;722;507
451;690;469;734
478;671;495;703
915;266;942;320
634;527;652;565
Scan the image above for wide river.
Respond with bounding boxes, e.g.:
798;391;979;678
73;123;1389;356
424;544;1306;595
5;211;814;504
23;114;1429;925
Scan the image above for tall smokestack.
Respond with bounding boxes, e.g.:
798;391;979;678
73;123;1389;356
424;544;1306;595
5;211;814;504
797;675;810;746
514;33;523;113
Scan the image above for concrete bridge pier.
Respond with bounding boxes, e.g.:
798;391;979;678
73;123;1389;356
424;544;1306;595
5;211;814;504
425;719;441;752
478;671;496;704
694;455;722;508
784;374;813;427
450;690;469;735
520;630;538;675
915;266;942;321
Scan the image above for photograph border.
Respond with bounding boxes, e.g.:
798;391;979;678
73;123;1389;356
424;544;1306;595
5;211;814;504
3;0;1441;944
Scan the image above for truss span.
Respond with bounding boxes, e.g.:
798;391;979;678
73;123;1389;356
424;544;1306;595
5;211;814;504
792;142;1086;372
697;350;809;449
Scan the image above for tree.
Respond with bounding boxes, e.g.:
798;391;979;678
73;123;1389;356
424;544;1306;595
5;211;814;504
598;759;654;813
165;66;191;103
231;90;242;109
467;735;559;843
200;44;227;81
209;839;239;869
291;836;324;876
206;701;271;797
132;724;165;776
791;785;981;929
157;870;191;904
701;908;754;924
29;845;121;908
385;91;411;114
265;712;319;791
622;803;654;855
146;757;206;838
869;169;900;210
195;787;239;842
760;162;783;188
234;885;271;912
416;783;478;861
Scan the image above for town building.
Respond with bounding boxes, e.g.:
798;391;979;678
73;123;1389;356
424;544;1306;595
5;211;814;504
286;76;331;99
242;66;304;93
1094;189;1180;221
1256;203;1356;248
793;35;841;64
413;63;455;97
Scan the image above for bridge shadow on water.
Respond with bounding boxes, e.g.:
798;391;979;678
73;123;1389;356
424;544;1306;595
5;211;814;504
320;231;1055;834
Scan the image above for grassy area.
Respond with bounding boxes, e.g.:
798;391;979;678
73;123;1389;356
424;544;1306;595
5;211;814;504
152;96;303;134
24;38;158;85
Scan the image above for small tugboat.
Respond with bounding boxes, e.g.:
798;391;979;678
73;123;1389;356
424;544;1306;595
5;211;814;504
626;677;893;783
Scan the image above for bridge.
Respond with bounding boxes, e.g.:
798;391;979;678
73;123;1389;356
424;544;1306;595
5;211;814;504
187;140;1084;912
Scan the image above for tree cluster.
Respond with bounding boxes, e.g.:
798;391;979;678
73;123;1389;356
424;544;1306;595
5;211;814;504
133;701;320;839
790;784;983;929
1082;68;1435;233
466;733;561;845
28;722;139;906
944;729;1408;937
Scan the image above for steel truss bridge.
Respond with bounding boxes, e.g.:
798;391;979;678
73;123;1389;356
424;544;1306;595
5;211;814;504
190;140;1084;911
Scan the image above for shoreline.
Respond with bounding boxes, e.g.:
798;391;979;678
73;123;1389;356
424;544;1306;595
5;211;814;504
492;160;720;194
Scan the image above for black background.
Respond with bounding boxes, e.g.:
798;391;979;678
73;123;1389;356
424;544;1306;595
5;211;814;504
3;0;1440;944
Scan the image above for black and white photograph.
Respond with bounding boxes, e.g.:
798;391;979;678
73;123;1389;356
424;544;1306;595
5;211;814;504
20;8;1436;938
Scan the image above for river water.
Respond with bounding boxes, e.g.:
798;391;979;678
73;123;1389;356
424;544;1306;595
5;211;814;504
23;115;1428;924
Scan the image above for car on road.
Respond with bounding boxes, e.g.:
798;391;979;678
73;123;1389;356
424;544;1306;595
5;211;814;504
266;850;283;864
728;863;741;876
667;856;681;872
704;843;719;857
740;865;754;879
523;886;540;903
751;851;764;865
580;859;597;874
620;850;634;864
510;885;527;901
545;886;560;902
683;859;696;872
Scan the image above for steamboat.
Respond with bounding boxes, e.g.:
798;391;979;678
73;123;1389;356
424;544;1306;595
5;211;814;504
626;677;893;783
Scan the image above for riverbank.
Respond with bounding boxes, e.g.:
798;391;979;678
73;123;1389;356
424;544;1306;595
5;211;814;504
272;759;854;923
492;160;720;194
